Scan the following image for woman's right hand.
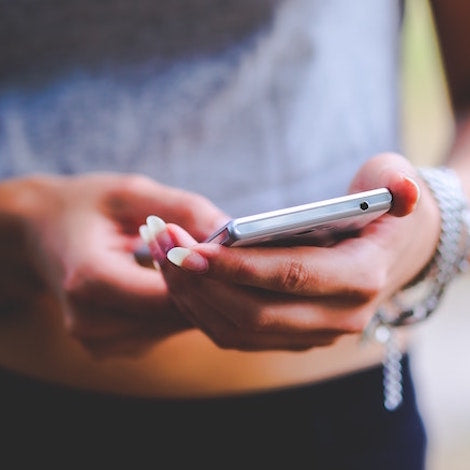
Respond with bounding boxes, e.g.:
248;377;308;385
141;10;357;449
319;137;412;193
0;172;228;359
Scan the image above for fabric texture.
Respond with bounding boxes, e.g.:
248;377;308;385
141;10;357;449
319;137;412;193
0;0;402;215
0;354;426;469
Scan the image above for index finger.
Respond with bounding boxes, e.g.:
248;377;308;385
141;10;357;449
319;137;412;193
167;238;385;300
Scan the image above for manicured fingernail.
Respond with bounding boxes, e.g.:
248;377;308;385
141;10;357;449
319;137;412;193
139;217;166;264
404;176;421;211
145;215;174;256
139;224;152;244
167;247;209;273
404;176;421;200
139;223;165;263
146;215;166;239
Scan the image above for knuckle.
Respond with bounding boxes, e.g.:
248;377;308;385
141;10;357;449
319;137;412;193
233;303;275;332
279;259;311;292
240;309;271;332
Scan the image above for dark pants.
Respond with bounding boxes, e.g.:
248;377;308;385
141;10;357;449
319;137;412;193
1;354;426;469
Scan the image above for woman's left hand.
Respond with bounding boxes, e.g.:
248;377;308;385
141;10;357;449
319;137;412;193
143;153;440;352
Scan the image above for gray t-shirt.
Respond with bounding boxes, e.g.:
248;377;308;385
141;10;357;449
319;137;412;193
0;0;402;216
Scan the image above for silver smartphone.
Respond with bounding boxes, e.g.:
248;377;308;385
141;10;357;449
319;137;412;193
205;188;392;247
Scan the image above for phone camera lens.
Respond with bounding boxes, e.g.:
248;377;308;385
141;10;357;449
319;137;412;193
360;201;369;211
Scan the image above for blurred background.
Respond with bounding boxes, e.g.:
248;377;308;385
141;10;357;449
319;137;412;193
401;1;470;469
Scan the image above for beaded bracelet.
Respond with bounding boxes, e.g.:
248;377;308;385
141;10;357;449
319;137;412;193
362;166;470;410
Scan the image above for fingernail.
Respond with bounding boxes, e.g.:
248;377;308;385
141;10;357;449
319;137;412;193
146;215;166;239
139;217;166;264
146;215;174;257
404;176;421;210
167;247;208;273
404;176;421;199
139;224;152;244
139;223;165;263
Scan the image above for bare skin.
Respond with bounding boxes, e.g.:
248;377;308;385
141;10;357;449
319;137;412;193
0;1;469;398
0;153;440;397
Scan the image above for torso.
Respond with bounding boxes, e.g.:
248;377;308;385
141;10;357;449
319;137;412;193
0;292;409;398
0;0;406;397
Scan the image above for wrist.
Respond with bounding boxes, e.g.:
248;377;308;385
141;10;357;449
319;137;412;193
361;165;470;411
377;166;470;327
405;169;442;287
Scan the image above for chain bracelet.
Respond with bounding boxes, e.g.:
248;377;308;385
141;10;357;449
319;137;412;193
363;166;470;411
381;167;470;327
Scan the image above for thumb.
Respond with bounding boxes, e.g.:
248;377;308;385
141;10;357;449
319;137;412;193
105;174;229;241
348;153;421;217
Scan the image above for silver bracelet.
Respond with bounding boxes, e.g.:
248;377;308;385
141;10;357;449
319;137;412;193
362;166;470;410
383;166;470;325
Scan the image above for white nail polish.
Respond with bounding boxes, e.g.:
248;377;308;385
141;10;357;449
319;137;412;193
139;224;152;244
146;215;166;239
167;247;191;267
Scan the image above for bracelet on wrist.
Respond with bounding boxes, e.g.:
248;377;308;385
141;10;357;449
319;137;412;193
362;165;470;411
378;166;470;327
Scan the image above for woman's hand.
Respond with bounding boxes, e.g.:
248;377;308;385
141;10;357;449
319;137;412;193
144;153;440;352
0;172;228;358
